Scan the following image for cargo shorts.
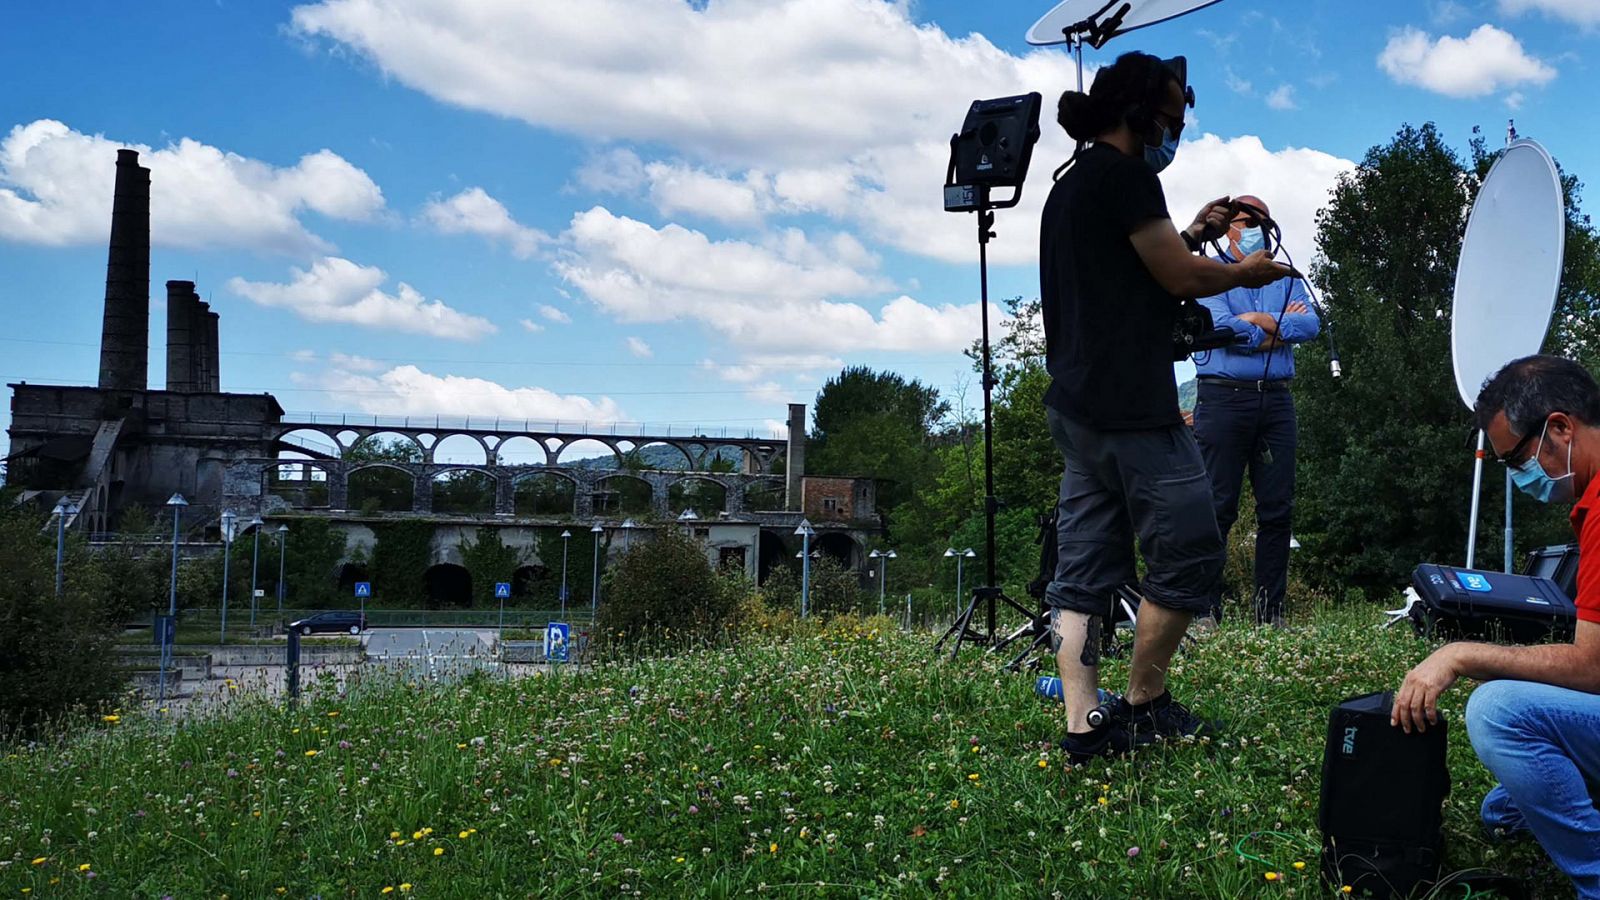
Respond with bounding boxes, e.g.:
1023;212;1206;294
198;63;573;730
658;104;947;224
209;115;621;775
1043;406;1223;617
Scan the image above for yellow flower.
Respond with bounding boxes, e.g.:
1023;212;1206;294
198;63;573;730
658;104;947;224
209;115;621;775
31;857;46;866
412;831;423;840
1037;759;1048;769
675;856;685;863
433;847;444;856
252;810;261;818
400;885;413;894
970;745;979;753
327;710;339;717
394;840;406;847
304;750;318;757
422;827;433;836
78;863;91;872
390;831;400;839
948;799;959;810
101;715;119;723
549;758;562;767
967;773;980;781
459;830;470;839
1097;796;1108;806
21;889;31;895
1342;888;1353;895
457;743;467;749
276;889;287;895
292;728;300;734
1293;861;1306;871
769;842;778;853
1265;872;1280;882
382;889;395;895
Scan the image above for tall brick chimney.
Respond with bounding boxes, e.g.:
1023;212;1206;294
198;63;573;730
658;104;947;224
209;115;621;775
97;149;151;391
785;402;806;511
165;280;198;392
202;305;220;392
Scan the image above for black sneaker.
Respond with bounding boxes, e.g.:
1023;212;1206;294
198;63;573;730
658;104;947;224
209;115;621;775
1124;691;1221;742
1058;722;1130;764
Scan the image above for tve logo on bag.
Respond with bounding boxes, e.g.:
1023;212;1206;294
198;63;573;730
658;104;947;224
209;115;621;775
1343;725;1358;755
1455;572;1492;592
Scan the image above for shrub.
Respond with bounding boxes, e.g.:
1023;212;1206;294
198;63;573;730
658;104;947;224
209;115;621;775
596;528;741;643
0;503;125;737
759;556;861;619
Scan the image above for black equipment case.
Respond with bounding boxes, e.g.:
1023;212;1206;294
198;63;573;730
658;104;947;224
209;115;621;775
1523;542;1580;600
1320;691;1449;898
1408;564;1576;643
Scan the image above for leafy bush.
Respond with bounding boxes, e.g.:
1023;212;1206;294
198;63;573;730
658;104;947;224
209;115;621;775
758;556;861;619
0;503;125;737
596;528;741;643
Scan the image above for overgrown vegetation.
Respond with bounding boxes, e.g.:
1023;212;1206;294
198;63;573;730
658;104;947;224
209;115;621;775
596;527;744;643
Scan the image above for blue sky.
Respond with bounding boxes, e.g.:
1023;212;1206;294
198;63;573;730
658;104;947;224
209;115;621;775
2;0;1595;458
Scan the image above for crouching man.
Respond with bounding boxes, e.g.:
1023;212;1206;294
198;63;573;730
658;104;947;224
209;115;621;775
1393;354;1600;897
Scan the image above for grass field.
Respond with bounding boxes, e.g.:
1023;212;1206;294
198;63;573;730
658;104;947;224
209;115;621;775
0;606;1565;898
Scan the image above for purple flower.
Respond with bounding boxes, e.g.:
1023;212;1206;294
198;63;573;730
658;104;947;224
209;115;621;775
226;769;239;779
1126;846;1140;859
688;805;699;815
612;832;626;843
371;762;380;772
275;750;285;759
338;740;352;750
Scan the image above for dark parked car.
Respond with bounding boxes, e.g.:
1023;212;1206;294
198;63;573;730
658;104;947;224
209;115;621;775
288;611;367;636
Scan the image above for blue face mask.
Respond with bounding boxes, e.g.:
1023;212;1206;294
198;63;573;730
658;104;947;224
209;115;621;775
1510;419;1575;504
1235;228;1265;257
1144;127;1178;173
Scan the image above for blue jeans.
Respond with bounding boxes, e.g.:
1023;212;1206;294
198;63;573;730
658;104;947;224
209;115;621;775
1466;680;1600;897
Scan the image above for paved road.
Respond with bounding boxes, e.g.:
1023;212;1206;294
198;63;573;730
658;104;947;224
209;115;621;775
362;627;496;660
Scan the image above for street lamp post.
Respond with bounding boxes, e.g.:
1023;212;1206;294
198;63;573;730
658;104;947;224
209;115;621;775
219;510;236;643
248;516;264;627
622;518;637;552
275;524;289;623
678;508;699;536
869;549;897;617
160;493;188;709
559;529;572;617
795;520;815;618
52;499;78;599
590;522;604;616
944;547;975;618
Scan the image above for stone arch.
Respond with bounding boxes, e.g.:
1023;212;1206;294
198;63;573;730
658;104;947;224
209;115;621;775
349;464;416;512
276;427;342;460
424;563;473;608
667;476;727;516
758;530;791;584
347;431;425;464
433;434;489;465
337;562;370;594
745;478;787;511
556;438;622;468
431;468;497;515
626;440;693;471
266;459;332;508
815;532;859;570
496;435;548;466
698;443;751;473
594;474;652;516
514;471;577;516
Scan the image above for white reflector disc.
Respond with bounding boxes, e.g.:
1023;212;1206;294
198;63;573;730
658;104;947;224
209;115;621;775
1027;0;1225;45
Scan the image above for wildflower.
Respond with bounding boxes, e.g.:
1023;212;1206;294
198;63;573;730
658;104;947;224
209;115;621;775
1126;846;1140;858
31;858;46;866
675;856;685;863
1097;797;1108;806
78;864;91;872
1342;888;1353;895
101;715;119;724
434;847;444;856
1037;759;1048;769
305;750;318;757
1265;872;1280;882
1293;861;1306;871
613;832;625;843
967;773;980;781
390;832;400;839
382;889;394;895
327;710;339;717
948;799;959;810
276;889;287;895
413;831;424;840
459;830;470;839
769;842;778;853
400;885;412;894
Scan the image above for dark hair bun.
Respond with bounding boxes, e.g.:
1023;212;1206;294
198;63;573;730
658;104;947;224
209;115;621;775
1057;90;1111;142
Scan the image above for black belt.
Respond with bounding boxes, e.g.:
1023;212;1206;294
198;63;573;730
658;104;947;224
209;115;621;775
1197;376;1290;392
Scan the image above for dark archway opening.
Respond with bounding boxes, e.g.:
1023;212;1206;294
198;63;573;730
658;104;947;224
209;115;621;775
514;473;576;516
424;563;472;608
350;465;415;513
758;530;791;585
337;562;370;595
816;532;857;570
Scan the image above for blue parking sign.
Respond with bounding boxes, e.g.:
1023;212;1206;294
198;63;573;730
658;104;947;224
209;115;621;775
494;582;511;599
354;582;372;598
545;622;570;663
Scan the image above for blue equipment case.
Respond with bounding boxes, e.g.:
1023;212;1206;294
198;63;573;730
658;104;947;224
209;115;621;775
1408;564;1575;643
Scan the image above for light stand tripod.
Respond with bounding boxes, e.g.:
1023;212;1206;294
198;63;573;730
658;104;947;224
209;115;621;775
933;188;1048;661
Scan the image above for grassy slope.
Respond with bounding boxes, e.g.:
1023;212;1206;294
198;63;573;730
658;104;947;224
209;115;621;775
0;606;1565;898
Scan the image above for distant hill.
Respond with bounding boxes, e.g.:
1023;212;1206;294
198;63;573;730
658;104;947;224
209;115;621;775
1179;378;1197;413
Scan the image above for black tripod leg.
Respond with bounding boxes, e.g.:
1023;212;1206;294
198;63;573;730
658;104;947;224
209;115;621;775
1005;627;1053;673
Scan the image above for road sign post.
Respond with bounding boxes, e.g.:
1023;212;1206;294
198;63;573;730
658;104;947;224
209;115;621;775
355;581;371;624
545;622;570;664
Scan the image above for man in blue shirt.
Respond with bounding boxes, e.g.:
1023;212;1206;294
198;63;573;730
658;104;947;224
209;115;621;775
1193;195;1320;627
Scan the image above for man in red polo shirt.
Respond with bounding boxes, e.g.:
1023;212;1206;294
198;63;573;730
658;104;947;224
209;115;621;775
1393;354;1600;896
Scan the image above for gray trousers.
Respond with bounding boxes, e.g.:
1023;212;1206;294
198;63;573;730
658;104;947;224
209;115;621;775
1044;407;1223;616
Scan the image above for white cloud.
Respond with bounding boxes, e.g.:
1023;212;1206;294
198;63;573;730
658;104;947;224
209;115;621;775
581;149;772;227
625;336;652;358
1378;25;1555;98
1265;84;1298;111
0;119;384;253
538;304;571;324
518;318;544;333
289;0;1078;169
420;187;546;258
554;206;987;353
1158;135;1355;267
1499;0;1600;26
1224;68;1254;95
305;362;626;423
328;351;384;372
228;256;496;340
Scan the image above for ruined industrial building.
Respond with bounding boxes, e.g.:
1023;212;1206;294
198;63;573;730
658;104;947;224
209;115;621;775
5;150;879;603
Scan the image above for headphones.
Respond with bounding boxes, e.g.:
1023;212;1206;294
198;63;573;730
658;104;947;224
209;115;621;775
1125;54;1194;140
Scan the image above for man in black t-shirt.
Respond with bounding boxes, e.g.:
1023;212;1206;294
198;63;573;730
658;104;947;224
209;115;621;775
1040;52;1291;762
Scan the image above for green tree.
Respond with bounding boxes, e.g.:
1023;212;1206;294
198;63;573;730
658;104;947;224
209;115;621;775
808;366;949;512
0;503;124;736
460;527;526;608
597;529;740;642
1293;123;1600;597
